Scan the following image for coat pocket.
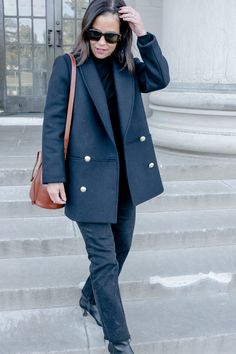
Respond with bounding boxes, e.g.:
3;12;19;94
124;132;163;204
125;133;159;167
65;155;117;205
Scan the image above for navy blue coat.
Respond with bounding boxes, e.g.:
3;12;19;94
42;32;170;223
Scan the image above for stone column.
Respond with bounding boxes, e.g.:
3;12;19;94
127;0;163;116
149;0;236;155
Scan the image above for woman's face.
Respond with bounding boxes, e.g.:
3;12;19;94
89;12;120;59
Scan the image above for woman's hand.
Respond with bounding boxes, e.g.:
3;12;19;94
118;6;147;37
47;183;67;204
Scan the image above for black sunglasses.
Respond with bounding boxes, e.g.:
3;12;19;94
86;29;121;44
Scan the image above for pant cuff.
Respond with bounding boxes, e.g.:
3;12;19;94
104;335;131;342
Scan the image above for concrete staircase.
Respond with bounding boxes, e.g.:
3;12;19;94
1;124;236;353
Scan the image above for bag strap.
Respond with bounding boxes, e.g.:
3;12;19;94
64;53;77;159
30;151;41;182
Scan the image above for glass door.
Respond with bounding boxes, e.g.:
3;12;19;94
0;0;89;113
59;0;88;55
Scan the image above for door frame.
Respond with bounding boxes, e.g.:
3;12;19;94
0;0;5;111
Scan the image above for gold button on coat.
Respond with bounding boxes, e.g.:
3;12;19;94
84;155;91;162
148;162;154;168
80;186;87;192
139;136;146;142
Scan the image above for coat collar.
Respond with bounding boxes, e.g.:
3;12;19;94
79;55;135;146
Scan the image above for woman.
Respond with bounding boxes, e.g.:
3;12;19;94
42;0;170;353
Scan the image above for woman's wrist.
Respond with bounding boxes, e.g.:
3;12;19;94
137;30;147;37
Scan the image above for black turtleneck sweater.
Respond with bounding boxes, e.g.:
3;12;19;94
91;52;122;150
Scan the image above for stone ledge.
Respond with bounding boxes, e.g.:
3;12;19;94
150;90;236;111
149;90;236;155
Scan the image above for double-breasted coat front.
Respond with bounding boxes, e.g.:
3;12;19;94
42;32;170;223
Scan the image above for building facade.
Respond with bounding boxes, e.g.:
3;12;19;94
1;0;235;157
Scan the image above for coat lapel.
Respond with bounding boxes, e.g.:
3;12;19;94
112;59;135;139
79;55;135;145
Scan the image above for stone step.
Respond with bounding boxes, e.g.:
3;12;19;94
2;209;236;258
140;179;236;212
1;245;236;310
0;184;64;218
1;180;236;218
2;152;236;185
0;156;36;186
2;125;236;185
0;216;86;258
156;147;236;182
1;293;236;354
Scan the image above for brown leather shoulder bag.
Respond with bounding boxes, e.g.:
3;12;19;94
29;53;77;209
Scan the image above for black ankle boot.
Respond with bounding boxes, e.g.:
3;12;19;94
79;292;103;327
108;339;134;354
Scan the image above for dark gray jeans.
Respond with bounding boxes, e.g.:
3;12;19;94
76;170;136;342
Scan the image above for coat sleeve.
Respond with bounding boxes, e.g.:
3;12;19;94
42;54;71;184
134;32;170;93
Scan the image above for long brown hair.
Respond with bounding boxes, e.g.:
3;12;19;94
71;0;135;73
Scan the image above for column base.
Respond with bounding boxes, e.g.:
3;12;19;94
149;90;236;155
